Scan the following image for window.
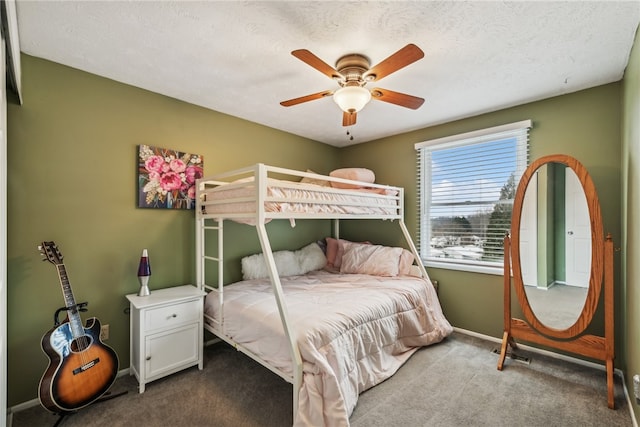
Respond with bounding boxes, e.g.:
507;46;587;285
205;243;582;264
415;120;531;274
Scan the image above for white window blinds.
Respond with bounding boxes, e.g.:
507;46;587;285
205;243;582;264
415;120;531;272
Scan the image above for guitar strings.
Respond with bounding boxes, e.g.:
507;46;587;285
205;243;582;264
58;265;91;368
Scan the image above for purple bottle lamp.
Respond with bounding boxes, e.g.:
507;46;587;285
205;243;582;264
137;249;151;296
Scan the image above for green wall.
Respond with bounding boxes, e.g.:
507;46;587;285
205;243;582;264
6;55;339;406
622;23;640;421
339;83;623;353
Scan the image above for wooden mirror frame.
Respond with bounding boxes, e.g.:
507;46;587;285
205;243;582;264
514;155;604;338
497;154;615;409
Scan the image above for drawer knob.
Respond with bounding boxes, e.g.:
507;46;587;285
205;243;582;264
146;356;151;361
171;314;177;318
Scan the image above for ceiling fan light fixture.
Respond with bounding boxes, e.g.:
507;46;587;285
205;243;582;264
333;86;371;113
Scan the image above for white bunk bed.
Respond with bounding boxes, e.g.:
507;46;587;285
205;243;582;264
195;163;452;426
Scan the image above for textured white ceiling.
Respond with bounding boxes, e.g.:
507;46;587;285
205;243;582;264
14;1;640;147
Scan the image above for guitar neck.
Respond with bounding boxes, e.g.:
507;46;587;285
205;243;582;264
56;264;84;338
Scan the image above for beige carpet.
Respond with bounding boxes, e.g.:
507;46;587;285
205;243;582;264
10;332;633;426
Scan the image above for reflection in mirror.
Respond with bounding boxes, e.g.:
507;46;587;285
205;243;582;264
519;162;590;329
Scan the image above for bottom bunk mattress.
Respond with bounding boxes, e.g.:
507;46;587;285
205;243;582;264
203;270;453;426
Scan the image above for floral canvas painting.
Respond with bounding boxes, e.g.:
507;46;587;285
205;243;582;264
138;145;203;209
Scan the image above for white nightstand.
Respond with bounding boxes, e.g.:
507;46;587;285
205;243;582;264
126;284;206;393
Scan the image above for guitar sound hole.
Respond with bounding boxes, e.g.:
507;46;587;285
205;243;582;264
70;335;93;352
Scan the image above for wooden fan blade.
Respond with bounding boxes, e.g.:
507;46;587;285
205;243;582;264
292;49;343;80
371;88;424;109
280;90;334;107
342;111;357;127
365;44;424;81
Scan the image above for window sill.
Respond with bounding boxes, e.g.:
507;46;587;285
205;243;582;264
424;259;503;276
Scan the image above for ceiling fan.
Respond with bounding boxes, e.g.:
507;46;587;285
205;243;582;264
280;44;425;127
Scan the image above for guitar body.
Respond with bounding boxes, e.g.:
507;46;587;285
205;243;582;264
38;316;119;413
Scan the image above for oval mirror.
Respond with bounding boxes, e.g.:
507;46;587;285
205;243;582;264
511;154;604;339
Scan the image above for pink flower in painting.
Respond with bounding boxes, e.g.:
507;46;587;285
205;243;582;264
169;158;187;173
148;170;161;183
160;172;183;191
187;185;196;200
145;155;166;173
185;165;203;184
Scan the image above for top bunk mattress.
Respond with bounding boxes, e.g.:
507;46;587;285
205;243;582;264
196;164;403;222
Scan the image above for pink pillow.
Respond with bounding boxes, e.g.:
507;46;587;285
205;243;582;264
340;242;403;276
329;168;375;189
335;239;347;268
398;249;415;275
325;237;371;270
326;237;340;268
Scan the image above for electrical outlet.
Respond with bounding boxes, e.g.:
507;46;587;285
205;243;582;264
100;324;109;341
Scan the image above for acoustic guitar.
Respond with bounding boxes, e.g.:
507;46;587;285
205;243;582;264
38;241;119;413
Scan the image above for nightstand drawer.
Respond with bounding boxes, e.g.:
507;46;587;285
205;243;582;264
144;299;200;332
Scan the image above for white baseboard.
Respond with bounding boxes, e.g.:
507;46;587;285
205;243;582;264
619;370;640;427
453;327;607;370
453;327;638;427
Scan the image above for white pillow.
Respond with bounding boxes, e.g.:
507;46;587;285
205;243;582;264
296;242;327;273
241;250;296;280
340;241;403;276
241;243;326;280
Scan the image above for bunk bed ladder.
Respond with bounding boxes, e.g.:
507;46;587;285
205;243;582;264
196;216;225;329
195;215;204;290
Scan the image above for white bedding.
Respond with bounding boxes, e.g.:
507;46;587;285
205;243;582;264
204;270;453;426
199;178;399;222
